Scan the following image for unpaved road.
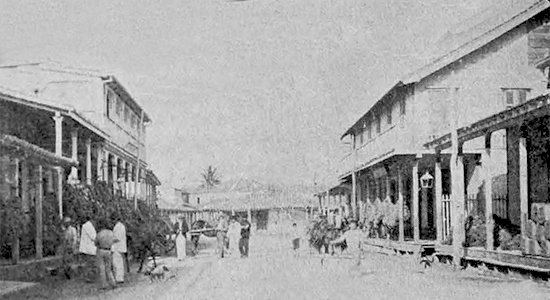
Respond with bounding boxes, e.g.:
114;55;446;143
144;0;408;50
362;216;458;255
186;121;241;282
6;233;550;300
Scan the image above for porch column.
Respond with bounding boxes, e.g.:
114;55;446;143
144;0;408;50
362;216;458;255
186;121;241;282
385;172;390;201
14;158;20;198
36;165;43;259
435;154;443;243
96;145;103;181
103;150;109;183
483;134;494;250
248;207;252;225
53;112;63;157
351;151;357;220
451;136;465;267
56;167;63;218
111;155;118;192
398;167;404;242
421;173;429;232
357;179;363;220
52;113;64;217
519;135;528;249
412;157;420;242
68;129;79;184
86;138;92;185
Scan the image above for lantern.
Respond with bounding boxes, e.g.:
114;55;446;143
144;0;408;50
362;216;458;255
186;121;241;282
420;171;434;189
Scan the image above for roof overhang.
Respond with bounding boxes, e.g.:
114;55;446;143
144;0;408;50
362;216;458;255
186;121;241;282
104;76;151;123
424;93;550;151
0;133;78;167
402;0;550;84
0;88;110;140
341;1;550;141
340;82;404;140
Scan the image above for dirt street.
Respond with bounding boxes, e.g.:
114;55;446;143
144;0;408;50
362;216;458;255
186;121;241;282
5;233;550;300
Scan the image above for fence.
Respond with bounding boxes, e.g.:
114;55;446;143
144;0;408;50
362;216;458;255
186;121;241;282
441;193;508;242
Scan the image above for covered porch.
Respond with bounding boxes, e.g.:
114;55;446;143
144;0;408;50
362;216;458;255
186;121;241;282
425;94;550;271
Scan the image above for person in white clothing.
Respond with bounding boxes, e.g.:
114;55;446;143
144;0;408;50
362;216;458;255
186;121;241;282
111;213;127;284
330;220;362;267
227;217;242;258
79;217;97;282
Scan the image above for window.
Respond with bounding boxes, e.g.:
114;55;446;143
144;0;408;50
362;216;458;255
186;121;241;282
358;128;364;145
106;89;116;118
131;113;136;130
503;88;530;108
387;104;393;125
399;99;406;116
376;115;381;134
367;122;372;140
116;97;122;116
124;104;129;124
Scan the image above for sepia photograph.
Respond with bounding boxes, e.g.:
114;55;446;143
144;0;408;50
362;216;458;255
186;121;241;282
1;0;550;299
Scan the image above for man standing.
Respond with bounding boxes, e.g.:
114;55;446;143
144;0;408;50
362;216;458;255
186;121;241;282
330;220;363;267
79;216;97;282
96;219;118;290
216;214;228;258
61;217;78;279
239;218;251;258
111;213;127;284
227;217;242;258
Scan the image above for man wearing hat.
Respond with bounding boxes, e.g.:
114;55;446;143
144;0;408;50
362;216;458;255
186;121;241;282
330;219;363;267
61;216;78;279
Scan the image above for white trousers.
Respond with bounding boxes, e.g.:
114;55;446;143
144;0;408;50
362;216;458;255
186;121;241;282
112;251;125;283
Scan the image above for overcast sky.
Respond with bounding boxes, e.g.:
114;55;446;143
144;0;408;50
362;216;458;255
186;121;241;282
0;0;495;188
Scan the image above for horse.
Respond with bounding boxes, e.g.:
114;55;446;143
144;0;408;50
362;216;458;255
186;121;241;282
189;220;217;255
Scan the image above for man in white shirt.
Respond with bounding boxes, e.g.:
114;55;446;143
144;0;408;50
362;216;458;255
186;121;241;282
79;216;97;282
227;217;242;258
111;213;127;284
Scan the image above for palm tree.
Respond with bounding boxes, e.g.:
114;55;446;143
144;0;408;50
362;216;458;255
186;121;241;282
201;165;221;190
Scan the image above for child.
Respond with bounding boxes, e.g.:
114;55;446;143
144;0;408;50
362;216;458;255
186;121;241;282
291;223;301;257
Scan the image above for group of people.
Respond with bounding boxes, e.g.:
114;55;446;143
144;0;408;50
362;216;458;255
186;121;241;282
215;214;251;258
61;213;128;290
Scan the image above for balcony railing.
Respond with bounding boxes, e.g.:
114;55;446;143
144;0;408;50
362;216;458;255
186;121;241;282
338;124;404;177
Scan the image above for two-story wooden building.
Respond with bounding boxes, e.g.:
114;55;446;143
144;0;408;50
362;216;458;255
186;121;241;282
0;61;160;204
331;0;550;270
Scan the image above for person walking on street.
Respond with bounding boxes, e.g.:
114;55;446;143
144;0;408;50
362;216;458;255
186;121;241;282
239;218;251;258
96;219;119;290
175;221;187;261
291;223;301;258
111;213;127;284
227;217;242;258
330;220;363;267
79;216;97;282
216;214;228;258
61;217;78;279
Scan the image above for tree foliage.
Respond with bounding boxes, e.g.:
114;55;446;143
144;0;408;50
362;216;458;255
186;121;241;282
201;165;221;190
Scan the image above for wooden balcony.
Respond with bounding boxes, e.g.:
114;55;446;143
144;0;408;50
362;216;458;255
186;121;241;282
338;124;408;178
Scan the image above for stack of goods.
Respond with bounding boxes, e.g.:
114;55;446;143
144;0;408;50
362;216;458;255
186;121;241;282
524;203;550;256
494;214;521;251
465;214;486;247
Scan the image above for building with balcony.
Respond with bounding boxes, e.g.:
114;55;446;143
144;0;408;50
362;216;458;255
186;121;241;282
0;61;160;204
328;0;550;271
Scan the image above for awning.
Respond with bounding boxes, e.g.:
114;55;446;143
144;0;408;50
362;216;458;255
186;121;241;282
0;133;78;167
